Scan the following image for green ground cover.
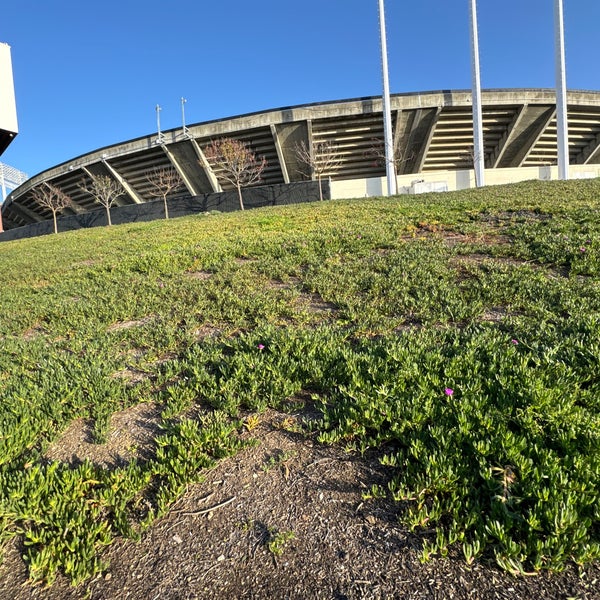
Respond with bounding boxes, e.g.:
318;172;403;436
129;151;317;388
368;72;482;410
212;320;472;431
0;179;599;584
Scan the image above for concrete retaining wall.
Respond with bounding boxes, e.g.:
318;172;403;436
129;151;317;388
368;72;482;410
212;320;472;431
330;165;600;199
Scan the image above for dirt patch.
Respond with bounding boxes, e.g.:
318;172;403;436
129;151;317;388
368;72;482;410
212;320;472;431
480;307;524;323
3;411;598;600
107;316;155;333
297;292;338;316
191;324;223;341
185;271;213;281
44;402;163;469
21;324;47;341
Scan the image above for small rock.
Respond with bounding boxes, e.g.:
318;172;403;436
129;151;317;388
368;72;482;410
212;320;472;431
172;534;183;544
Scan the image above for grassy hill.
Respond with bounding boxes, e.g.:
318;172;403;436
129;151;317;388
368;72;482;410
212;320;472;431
0;179;599;587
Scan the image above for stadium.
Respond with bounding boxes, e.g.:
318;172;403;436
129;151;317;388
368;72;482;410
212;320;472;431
2;87;600;233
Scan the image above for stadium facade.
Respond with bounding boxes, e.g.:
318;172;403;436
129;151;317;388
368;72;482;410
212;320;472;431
2;88;600;231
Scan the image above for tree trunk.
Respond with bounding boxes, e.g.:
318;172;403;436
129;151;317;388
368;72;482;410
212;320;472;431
52;210;58;234
237;184;245;211
106;206;112;226
163;196;169;220
318;175;323;202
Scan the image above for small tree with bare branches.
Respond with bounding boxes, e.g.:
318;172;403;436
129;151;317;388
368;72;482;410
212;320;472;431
79;174;124;226
31;184;71;234
146;167;183;219
294;140;342;201
204;138;267;211
365;140;414;177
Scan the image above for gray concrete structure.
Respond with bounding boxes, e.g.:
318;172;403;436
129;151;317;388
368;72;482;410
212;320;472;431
3;89;600;230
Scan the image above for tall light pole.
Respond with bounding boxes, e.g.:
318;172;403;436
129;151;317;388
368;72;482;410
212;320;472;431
155;104;165;144
469;0;485;187
378;0;397;196
554;0;569;180
181;97;191;138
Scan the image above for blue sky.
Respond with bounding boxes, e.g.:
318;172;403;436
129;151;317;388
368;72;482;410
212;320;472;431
1;0;599;178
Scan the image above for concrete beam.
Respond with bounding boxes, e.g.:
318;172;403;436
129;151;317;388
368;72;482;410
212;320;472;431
574;132;600;164
272;121;310;182
270;124;289;184
414;108;442;172
79;166;129;208
584;141;600;164
393;110;415;175
494;106;556;168
8;201;45;223
101;160;144;204
518;108;557;167
189;138;221;192
160;144;201;196
490;105;526;168
42;181;86;214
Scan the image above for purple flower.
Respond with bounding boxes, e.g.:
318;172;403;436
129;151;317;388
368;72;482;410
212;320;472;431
257;344;265;351
580;247;587;253
444;388;454;397
511;339;519;345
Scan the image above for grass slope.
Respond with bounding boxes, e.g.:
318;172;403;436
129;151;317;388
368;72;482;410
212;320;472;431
0;179;599;585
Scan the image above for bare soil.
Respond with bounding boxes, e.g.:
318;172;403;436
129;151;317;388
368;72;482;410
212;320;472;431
0;410;598;600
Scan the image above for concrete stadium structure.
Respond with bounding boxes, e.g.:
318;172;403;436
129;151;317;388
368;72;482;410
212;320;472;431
3;88;600;231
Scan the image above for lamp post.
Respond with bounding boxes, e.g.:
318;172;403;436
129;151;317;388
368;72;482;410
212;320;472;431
378;0;397;196
156;104;165;144
555;0;569;180
181;97;191;138
469;0;485;187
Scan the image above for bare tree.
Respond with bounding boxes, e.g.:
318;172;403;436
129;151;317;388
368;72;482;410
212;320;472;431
146;167;183;219
204;138;267;211
365;140;414;177
30;184;71;234
79;174;124;226
294;140;342;201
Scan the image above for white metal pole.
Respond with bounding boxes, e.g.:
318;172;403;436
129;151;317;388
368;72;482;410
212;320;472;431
469;0;485;187
378;0;397;196
554;0;569;180
156;104;165;144
181;97;189;136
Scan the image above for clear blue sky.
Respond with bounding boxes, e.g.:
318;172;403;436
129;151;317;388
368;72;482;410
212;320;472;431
1;0;599;178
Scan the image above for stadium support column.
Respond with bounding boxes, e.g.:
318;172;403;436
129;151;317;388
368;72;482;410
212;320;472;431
469;0;485;188
378;0;397;196
554;0;569;180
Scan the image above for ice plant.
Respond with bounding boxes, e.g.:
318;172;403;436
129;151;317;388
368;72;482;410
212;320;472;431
511;339;519;345
257;344;265;351
444;387;454;397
